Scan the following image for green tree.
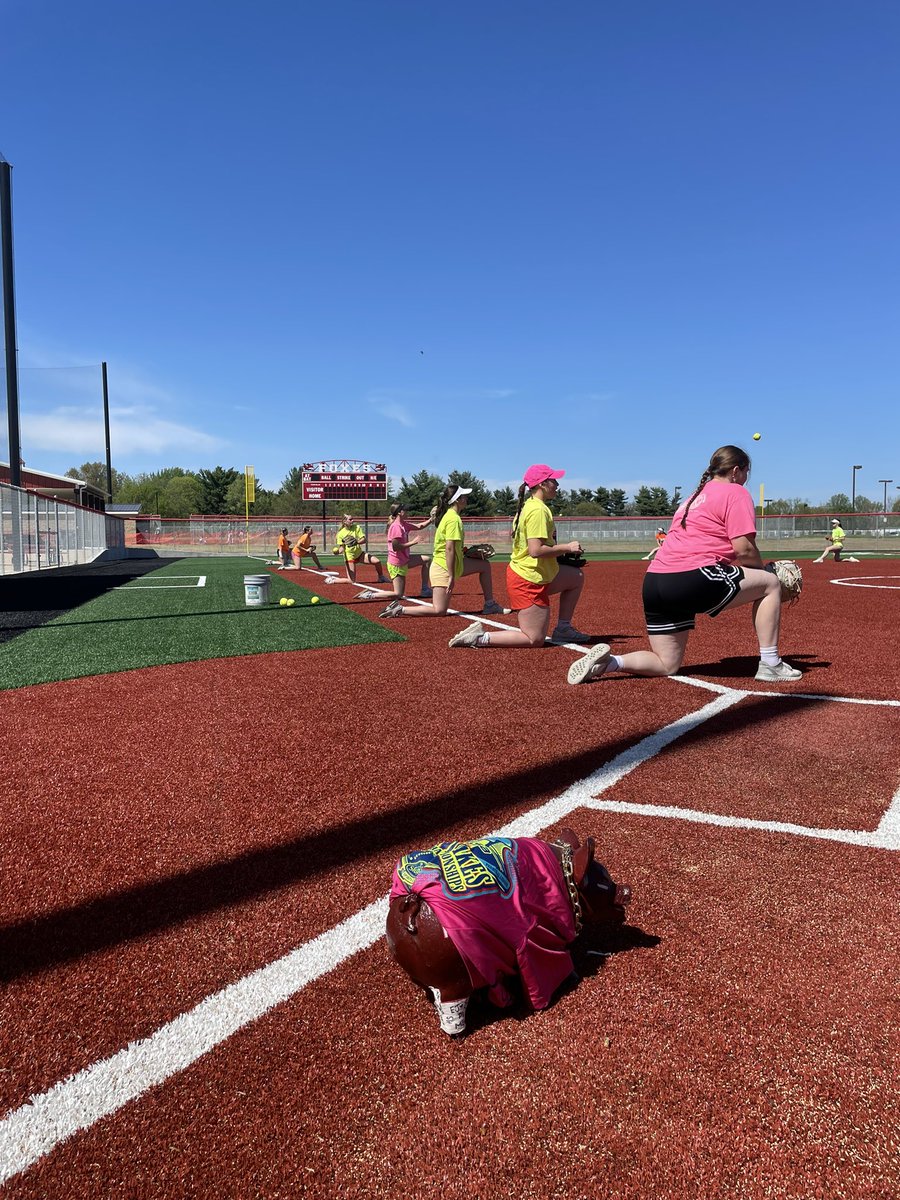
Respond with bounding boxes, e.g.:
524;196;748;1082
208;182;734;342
593;486;611;513
825;493;851;512
608;488;627;516
491;486;517;515
116;467;199;515
447;469;491;516
394;470;446;515
197;466;240;514
66;461;130;497
853;494;879;513
161;473;202;517
571;500;605;515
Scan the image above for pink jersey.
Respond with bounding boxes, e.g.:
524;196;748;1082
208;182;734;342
386;517;411;567
649;481;757;573
390;837;576;1011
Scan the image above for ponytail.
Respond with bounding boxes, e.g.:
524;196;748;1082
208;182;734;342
511;482;529;538
681;445;750;528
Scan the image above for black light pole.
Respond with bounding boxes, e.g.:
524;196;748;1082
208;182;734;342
851;465;862;514
883;480;897;537
0;154;22;489
101;361;112;500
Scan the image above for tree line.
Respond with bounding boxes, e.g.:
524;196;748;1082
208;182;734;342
66;462;900;520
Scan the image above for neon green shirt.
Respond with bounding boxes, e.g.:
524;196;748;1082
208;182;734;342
831;524;845;546
433;508;465;578
511;496;559;585
334;524;365;562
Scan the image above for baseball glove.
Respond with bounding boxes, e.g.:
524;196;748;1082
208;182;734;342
558;551;587;569
463;543;495;561
767;559;803;606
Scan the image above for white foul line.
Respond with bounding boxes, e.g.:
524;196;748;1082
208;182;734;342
1;683;898;1182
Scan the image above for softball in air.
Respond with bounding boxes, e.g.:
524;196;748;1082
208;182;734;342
753;432;761;440
279;597;288;606
310;596;320;605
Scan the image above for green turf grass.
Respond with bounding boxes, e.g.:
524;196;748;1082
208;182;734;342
0;558;402;691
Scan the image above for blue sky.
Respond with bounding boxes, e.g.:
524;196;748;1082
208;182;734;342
2;0;898;505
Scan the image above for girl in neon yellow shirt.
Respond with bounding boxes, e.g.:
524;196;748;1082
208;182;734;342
448;463;591;649
379;484;508;619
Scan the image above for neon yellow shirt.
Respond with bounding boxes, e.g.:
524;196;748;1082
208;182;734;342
334;524;364;562
831;524;845;546
433;508;465;578
511;496;559;584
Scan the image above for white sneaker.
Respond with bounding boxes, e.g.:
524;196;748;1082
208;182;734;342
354;589;378;600
379;599;404;617
754;660;802;682
449;621;485;648
550;623;592;645
567;643;612;685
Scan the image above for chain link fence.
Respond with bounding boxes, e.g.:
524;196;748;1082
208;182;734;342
1;482;122;575
133;512;900;558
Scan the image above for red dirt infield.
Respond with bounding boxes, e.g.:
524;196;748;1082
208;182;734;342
1;559;897;1197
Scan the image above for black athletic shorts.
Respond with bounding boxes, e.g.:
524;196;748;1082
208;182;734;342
642;563;744;634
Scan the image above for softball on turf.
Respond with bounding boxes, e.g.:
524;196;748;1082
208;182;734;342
310;596;320;605
286;598;296;606
753;432;761;440
279;597;288;606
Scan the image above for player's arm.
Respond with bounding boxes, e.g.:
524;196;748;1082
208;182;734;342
445;537;461;586
731;534;765;570
527;537;582;559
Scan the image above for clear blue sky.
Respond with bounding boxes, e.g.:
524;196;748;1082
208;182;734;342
2;0;898;506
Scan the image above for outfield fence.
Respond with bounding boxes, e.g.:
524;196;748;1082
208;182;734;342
133;512;900;558
0;482;123;575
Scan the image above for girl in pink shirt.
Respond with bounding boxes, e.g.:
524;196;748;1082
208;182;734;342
568;445;802;685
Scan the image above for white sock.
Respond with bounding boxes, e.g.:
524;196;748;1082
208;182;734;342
608;655;624;672
760;646;781;666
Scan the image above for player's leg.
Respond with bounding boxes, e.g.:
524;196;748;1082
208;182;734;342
547;563;585;626
388;563;407;599
365;552;388;583
722;567;801;678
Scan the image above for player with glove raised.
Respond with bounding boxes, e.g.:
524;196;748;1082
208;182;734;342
332;514;388;588
448;463;592;650
567;444;803;686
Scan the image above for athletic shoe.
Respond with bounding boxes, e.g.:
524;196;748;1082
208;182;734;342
567;643;612;685
379;600;404;618
419;586;433;598
354;589;378;600
449;621;485;648
754;660;802;682
550;622;592;645
481;600;512;615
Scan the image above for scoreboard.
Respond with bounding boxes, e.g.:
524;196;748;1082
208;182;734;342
301;460;388;501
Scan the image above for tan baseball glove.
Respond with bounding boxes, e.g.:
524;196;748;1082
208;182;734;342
767;560;803;605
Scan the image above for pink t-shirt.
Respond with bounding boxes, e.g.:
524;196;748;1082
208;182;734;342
386;517;410;567
648;481;757;573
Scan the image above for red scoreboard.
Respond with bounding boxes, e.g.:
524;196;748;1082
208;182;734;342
301;460;388;501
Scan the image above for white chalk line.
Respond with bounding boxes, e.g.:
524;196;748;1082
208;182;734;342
3;683;898;1181
831;575;900;589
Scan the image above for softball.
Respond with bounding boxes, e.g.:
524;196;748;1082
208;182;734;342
310;596;320;605
279;597;288;607
286;598;296;606
753;432;761;440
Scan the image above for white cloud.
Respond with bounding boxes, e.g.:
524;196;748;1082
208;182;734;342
22;405;223;457
368;395;415;427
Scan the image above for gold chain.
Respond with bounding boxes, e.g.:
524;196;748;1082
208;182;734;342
553;841;583;935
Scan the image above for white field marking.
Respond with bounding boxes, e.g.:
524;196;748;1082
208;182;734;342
585;800;900;850
3;677;899;1180
0;689;742;1182
0;900;387;1185
831;575;900;589
122;576;206;589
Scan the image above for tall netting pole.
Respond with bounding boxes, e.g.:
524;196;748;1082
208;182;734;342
1;154;23;572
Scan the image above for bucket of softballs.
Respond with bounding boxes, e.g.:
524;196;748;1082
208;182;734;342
243;574;271;606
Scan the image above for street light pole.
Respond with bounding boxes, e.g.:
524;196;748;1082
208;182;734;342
878;480;893;535
851;465;863;514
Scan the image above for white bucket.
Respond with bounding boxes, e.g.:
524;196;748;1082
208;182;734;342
243;574;271;606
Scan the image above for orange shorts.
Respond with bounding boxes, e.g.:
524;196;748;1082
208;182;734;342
505;565;550;610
